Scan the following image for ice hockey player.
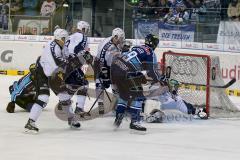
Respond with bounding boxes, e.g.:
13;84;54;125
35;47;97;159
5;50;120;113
6;64;37;113
94;28;125;115
110;34;165;132
24;28;79;133
60;20;93;116
145;79;208;123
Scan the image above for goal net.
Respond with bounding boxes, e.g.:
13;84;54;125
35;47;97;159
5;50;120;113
162;51;240;118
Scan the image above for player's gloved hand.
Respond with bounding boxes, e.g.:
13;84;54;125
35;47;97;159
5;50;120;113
102;80;111;89
158;75;168;86
112;88;119;96
82;51;93;64
68;54;81;70
127;72;147;84
98;67;111;89
136;72;147;84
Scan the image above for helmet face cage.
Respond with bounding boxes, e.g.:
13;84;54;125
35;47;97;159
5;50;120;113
145;34;159;50
168;79;180;95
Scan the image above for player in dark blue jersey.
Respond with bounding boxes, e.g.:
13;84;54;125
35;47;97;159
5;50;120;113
111;34;165;132
6;64;37;113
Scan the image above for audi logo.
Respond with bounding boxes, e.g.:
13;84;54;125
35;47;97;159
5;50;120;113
169;57;199;76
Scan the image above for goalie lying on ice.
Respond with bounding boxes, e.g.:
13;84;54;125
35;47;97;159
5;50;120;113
145;79;208;123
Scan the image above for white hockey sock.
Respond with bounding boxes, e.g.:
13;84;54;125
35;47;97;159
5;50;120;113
29;103;43;122
76;95;86;109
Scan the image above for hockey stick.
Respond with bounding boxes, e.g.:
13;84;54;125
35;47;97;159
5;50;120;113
89;63;112;102
86;89;104;115
177;78;236;89
147;78;236;89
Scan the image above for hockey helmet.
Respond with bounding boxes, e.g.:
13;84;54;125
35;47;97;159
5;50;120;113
145;34;159;50
77;21;90;35
54;28;69;41
112;28;125;43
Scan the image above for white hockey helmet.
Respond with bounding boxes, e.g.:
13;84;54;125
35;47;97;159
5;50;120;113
112;28;125;42
54;28;68;41
77;21;90;34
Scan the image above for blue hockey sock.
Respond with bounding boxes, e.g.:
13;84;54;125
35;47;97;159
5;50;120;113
116;104;126;115
128;107;141;123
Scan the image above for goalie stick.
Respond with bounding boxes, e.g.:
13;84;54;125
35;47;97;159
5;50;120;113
176;78;236;89
147;78;236;89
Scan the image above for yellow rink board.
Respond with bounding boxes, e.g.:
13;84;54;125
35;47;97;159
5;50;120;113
1;69;240;97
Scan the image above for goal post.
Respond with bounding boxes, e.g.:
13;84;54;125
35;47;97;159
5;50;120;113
162;51;239;118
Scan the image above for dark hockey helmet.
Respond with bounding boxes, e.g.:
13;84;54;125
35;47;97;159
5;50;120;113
145;34;159;50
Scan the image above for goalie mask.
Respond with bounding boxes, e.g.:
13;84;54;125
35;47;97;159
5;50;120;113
168;79;180;95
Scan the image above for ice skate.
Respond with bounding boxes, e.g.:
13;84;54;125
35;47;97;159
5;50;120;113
6;102;15;113
113;113;124;129
68;117;81;129
24;119;39;134
195;108;208;119
129;122;147;134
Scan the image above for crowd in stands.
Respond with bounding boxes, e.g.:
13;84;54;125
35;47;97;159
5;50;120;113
132;0;240;24
0;0;239;35
2;0;60;16
0;0;68;34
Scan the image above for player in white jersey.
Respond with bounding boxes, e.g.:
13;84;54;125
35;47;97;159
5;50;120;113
145;79;208;123
94;28;125;114
24;29;70;133
59;21;93;116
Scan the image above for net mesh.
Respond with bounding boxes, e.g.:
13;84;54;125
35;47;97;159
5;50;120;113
163;51;240;118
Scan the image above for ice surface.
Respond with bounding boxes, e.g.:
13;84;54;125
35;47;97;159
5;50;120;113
1;75;240;160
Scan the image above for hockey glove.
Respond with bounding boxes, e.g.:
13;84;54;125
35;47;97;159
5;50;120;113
68;55;81;69
98;67;111;89
158;75;168;86
82;51;93;64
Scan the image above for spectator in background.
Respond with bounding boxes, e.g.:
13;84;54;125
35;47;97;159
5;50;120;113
40;27;51;35
23;0;39;16
0;0;10;32
10;0;23;33
40;0;56;16
134;0;148;18
184;0;195;19
23;26;34;35
227;0;240;20
202;0;221;9
157;0;170;17
10;0;23;15
163;5;189;24
146;0;159;17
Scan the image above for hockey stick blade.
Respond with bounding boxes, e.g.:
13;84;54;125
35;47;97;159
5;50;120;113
181;78;236;88
147;78;236;89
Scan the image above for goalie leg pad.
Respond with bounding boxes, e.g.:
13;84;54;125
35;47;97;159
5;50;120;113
146;109;165;123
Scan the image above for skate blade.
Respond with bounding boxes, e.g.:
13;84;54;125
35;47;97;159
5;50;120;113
130;129;147;135
24;129;38;134
69;125;81;130
113;125;120;131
